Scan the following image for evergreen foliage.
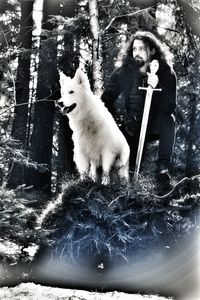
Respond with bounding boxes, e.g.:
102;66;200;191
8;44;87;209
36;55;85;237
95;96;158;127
0;187;40;264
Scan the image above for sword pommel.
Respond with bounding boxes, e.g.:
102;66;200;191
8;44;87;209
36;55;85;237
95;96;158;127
149;59;159;74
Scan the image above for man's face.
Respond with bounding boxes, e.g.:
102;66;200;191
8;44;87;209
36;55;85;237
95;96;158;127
132;39;154;67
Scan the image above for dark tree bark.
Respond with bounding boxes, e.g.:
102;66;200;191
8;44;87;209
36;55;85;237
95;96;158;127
56;0;78;189
0;0;6;14
177;0;200;38
57;116;75;189
28;0;60;195
57;26;77;189
7;0;34;188
176;3;200;177
185;93;198;177
101;32;116;84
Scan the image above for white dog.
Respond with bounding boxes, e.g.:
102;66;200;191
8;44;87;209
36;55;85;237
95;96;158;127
58;68;130;184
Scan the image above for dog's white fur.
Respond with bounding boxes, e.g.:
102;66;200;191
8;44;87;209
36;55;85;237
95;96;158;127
59;68;130;184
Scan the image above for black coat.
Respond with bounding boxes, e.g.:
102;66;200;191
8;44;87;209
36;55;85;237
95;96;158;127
101;63;177;132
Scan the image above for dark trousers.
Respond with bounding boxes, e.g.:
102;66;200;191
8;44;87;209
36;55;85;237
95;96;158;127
123;113;176;170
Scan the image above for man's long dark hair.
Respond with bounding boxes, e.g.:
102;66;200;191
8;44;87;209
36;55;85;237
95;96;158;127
121;31;172;72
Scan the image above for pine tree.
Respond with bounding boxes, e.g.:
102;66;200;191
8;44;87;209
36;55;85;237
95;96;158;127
28;0;60;195
7;0;34;188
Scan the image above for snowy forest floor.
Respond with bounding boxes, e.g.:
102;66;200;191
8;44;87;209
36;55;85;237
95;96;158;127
0;282;172;300
0;283;172;300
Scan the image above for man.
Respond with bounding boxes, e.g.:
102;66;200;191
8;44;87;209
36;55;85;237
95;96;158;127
101;31;177;186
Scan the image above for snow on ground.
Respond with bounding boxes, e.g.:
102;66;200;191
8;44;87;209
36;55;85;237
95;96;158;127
0;240;21;257
0;282;172;300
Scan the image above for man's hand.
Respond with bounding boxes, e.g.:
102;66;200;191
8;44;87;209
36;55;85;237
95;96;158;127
147;72;159;88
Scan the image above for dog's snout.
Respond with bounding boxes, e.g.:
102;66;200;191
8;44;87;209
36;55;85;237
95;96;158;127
58;100;64;108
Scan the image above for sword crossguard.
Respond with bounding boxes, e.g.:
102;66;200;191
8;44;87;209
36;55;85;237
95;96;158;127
139;86;162;92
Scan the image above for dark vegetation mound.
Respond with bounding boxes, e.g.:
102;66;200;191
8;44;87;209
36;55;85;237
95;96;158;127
38;174;200;270
0;171;199;274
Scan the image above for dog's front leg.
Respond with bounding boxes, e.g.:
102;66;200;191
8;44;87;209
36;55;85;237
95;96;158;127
89;160;98;182
116;144;130;182
118;163;129;182
101;150;115;185
74;150;90;180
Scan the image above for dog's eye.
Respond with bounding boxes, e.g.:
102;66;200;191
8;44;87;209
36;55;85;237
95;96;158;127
69;90;74;94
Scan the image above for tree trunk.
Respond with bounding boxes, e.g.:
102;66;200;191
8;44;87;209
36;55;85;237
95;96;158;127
7;0;34;188
88;0;103;95
185;93;198;176
101;32;116;84
177;0;200;38
28;0;60;195
57;27;77;189
176;1;200;177
0;0;6;14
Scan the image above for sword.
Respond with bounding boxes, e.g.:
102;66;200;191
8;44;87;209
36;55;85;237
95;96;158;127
134;60;162;181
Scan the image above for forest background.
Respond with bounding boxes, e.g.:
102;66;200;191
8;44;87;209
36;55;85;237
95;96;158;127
0;0;200;294
0;0;199;194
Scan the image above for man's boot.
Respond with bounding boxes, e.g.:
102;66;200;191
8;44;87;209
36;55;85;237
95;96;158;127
156;163;172;195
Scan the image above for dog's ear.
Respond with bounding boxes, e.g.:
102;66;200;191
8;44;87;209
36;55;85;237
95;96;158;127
74;68;91;90
59;71;71;87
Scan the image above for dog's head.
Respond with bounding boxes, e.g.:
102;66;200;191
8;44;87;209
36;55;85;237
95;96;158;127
58;68;91;116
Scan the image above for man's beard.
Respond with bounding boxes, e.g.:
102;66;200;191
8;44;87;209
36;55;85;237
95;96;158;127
133;56;145;68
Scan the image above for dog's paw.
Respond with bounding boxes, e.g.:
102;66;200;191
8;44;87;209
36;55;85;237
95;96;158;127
101;173;110;185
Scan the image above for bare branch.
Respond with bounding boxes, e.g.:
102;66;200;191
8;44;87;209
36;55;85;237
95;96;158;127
0;98;57;117
153;175;200;201
157;25;179;34
103;6;155;34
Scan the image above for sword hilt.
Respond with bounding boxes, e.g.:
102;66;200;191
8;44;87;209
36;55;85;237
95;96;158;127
149;59;159;74
139;60;162;91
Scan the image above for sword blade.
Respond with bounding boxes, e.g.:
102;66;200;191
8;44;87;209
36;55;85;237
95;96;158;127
134;86;153;180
